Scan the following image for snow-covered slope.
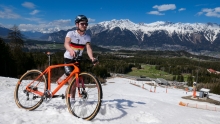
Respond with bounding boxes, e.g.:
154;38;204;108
1;76;220;124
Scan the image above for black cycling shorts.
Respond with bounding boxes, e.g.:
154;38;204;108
64;58;81;76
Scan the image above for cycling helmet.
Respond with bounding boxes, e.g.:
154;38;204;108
75;15;88;23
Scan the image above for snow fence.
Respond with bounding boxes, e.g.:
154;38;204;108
179;101;220;111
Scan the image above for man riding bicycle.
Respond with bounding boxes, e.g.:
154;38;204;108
63;15;97;102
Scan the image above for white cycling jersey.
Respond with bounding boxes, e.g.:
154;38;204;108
64;30;91;59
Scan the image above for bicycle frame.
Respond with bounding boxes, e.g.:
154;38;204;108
24;63;80;98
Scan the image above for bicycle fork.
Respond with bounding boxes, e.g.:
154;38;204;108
76;76;87;99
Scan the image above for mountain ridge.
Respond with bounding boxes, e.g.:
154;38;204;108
1;19;220;51
89;19;220;42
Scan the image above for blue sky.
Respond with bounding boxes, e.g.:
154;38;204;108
0;0;220;31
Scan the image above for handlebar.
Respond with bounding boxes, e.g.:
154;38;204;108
67;50;99;65
46;50;99;67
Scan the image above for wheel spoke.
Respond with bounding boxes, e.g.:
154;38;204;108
66;72;102;120
14;70;46;110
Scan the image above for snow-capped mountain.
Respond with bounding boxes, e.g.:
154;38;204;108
89;19;220;44
0;25;11;38
85;19;220;50
1;19;220;50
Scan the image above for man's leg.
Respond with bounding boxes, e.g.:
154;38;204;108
64;58;76;100
69;77;76;99
65;77;76;99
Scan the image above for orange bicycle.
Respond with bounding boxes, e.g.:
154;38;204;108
14;52;103;120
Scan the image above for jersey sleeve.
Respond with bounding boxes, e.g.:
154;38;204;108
86;35;91;44
66;31;72;38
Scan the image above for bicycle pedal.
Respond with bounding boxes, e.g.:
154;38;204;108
52;94;65;99
61;94;65;99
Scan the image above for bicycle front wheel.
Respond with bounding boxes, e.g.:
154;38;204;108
14;70;47;110
66;72;103;120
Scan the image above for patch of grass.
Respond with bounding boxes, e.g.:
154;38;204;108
36;44;64;49
127;64;173;80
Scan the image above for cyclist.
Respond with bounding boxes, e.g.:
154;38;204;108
63;15;97;102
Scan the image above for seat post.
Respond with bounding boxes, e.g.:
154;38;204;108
46;52;54;66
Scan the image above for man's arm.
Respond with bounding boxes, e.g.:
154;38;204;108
86;43;95;61
64;37;75;57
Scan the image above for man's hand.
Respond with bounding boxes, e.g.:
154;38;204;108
91;58;99;65
69;50;75;57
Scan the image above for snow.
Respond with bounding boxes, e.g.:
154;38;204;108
200;88;210;92
91;19;220;42
1;76;220;124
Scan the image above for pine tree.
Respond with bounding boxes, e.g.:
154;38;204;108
172;75;176;81
187;75;193;86
7;25;24;48
7;25;26;76
0;37;16;77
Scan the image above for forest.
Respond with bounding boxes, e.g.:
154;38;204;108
1;25;220;94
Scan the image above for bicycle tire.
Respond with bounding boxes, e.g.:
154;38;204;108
14;69;47;111
66;72;103;120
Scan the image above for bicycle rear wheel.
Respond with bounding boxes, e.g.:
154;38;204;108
66;72;103;120
14;70;47;110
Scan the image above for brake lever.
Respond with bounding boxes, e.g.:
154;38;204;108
92;56;99;64
86;56;99;69
72;50;81;61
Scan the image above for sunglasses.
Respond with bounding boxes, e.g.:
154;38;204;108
79;23;88;26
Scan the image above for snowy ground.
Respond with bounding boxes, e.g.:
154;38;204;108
1;76;220;124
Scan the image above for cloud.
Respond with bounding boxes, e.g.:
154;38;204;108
22;2;39;15
197;7;220;18
48;19;71;26
88;18;95;22
147;4;176;16
30;10;39;15
147;11;164;15
178;8;186;11
197;11;203;16
22;2;36;9
0;6;20;19
153;4;176;11
18;19;73;33
215;7;220;12
25;17;45;23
